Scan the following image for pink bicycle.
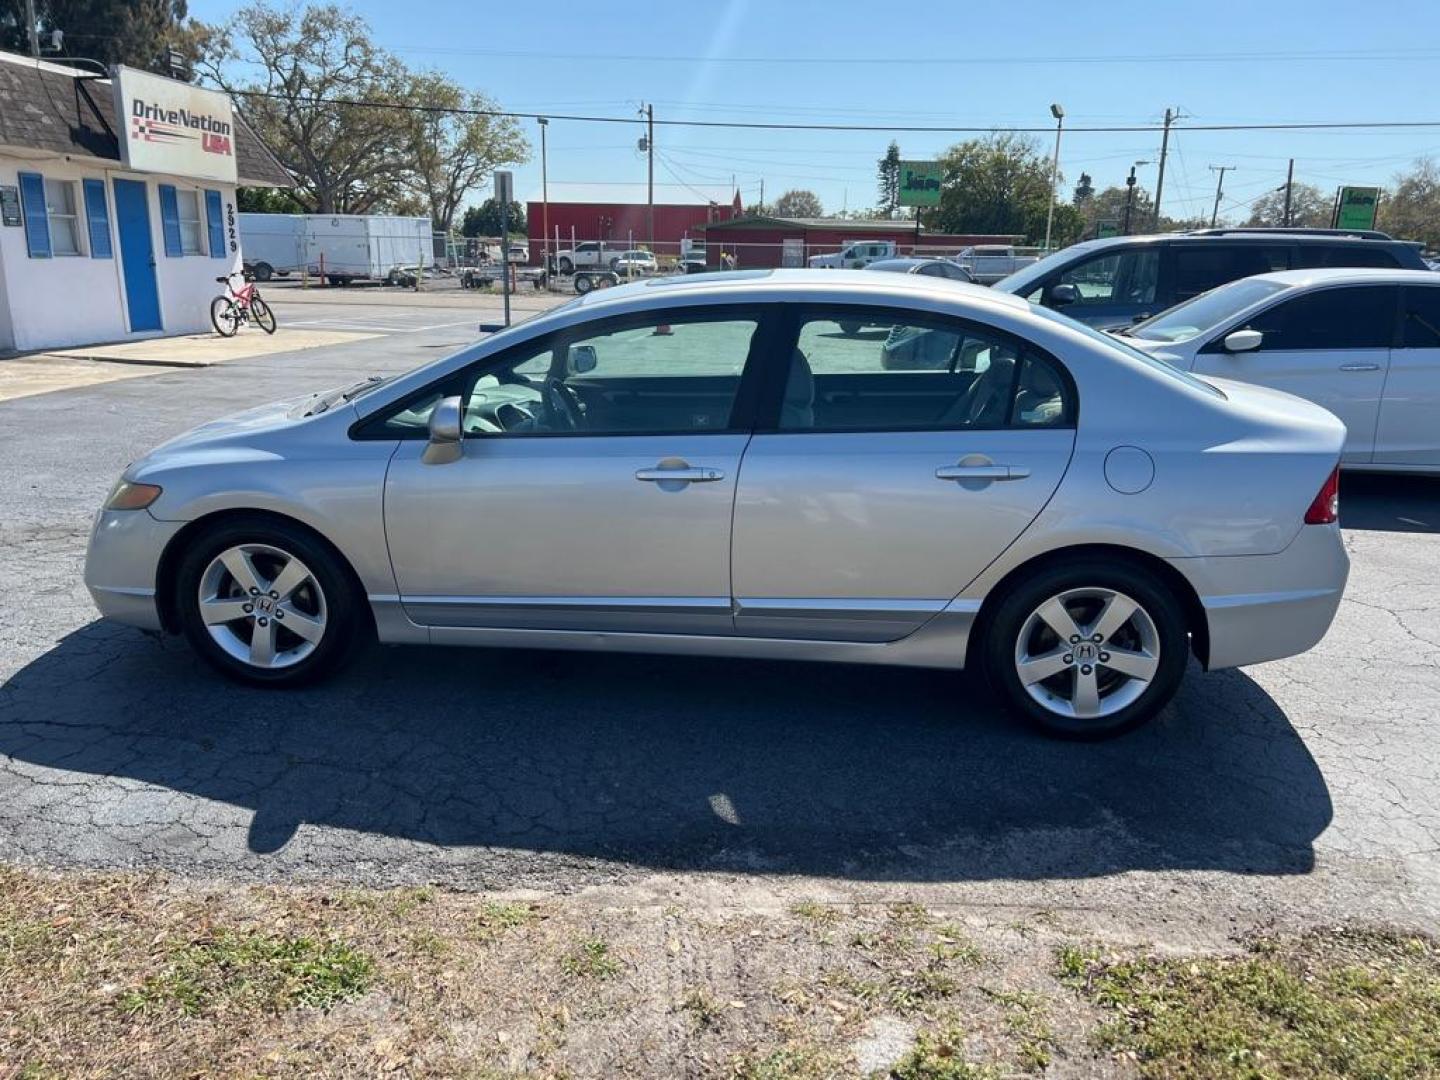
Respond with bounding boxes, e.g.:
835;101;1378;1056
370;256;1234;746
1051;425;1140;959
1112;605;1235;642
210;273;276;337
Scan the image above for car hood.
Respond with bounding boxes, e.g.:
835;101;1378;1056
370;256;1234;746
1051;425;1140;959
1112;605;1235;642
127;391;336;480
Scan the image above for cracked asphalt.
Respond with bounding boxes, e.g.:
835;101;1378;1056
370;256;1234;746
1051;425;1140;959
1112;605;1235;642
2;292;1438;930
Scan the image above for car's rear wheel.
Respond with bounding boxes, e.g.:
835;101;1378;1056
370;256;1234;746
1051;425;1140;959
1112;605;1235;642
175;518;364;687
982;559;1189;739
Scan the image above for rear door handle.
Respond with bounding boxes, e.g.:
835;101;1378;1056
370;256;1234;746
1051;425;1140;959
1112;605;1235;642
635;467;725;483
935;464;1031;482
1339;362;1381;372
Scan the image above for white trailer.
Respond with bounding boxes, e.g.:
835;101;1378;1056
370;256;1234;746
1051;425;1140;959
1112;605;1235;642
300;214;433;285
237;213;305;281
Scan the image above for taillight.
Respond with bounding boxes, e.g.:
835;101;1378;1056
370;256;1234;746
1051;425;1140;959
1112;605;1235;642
1304;466;1340;525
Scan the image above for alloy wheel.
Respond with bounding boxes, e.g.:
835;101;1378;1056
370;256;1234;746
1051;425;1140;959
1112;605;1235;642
1013;587;1160;721
197;543;328;669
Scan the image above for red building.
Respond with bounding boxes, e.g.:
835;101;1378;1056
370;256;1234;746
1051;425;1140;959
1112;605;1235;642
697;215;1025;269
525;200;738;263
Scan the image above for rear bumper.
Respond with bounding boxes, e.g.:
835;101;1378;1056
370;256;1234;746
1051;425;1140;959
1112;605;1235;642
1167;525;1349;670
83;509;183;632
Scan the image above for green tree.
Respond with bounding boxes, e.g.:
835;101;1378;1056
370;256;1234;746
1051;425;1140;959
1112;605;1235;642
1377;158;1440;247
929;134;1056;243
773;189;824;218
236;187;305;213
199;3;415;214
0;0;205;75
404;70;528;233
1244;182;1331;229
877;140;902;218
1072;172;1095;208
460;199;527;237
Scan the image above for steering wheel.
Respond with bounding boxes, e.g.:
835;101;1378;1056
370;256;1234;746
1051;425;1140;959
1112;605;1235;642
543;378;584;431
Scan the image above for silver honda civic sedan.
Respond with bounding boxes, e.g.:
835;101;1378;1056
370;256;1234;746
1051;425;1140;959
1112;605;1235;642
85;270;1348;738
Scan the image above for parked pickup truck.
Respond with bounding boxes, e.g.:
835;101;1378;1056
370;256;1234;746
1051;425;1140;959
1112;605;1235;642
952;245;1040;284
554;242;627;275
808;240;898;269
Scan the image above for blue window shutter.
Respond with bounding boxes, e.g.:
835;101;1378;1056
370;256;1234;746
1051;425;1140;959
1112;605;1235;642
18;172;51;258
205;190;225;258
82;178;113;258
158;184;183;257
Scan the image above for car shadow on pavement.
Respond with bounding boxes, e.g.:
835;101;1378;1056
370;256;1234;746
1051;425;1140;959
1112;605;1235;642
0;622;1331;883
1341;473;1440;534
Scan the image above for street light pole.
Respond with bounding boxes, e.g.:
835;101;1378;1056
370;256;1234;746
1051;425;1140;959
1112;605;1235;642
538;117;549;275
1122;161;1149;236
1044;103;1064;252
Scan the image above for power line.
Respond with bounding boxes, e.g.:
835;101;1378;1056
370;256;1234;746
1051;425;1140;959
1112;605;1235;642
226;89;1440;135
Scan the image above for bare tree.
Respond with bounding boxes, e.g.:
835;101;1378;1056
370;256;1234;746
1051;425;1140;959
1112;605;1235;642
773;189;824;218
405;71;528;233
1378;158;1440;247
200;3;414;214
1244;183;1330;229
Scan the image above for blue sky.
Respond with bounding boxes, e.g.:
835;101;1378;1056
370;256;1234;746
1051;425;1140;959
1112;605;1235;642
191;0;1440;221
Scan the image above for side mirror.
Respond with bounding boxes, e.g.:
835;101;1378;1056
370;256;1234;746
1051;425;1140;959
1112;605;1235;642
1223;328;1263;354
1046;283;1080;307
568;344;598;374
422;395;463;465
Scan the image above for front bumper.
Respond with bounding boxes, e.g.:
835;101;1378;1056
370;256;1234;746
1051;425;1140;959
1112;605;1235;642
1167;524;1349;670
83;509;184;632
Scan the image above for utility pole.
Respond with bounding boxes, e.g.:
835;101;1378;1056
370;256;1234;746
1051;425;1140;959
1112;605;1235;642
1044;103;1065;252
1152;107;1177;231
640;103;654;250
24;0;40;56
758;178;764;213
1208;165;1236;227
1282;158;1295;226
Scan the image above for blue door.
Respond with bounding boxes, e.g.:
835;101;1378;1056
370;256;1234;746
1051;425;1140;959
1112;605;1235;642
112;179;162;332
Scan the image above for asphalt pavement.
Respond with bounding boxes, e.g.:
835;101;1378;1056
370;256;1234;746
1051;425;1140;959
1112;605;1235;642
1;292;1437;934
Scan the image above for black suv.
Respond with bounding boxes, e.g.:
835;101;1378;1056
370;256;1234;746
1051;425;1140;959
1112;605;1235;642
995;228;1431;329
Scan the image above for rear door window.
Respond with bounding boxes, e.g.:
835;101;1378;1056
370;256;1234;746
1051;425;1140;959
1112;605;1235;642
1293;244;1399;269
1172;245;1290;302
1401;286;1440;347
1244;286;1398;350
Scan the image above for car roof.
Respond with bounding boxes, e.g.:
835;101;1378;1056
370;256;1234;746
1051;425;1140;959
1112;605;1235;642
1066;231;1406;254
1215;267;1440;289
567;267;1029;313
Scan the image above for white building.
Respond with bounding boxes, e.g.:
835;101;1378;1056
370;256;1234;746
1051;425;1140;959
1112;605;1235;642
0;52;289;353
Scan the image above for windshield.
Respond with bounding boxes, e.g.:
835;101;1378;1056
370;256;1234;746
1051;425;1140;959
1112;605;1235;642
1029;303;1225;398
1131;279;1290;342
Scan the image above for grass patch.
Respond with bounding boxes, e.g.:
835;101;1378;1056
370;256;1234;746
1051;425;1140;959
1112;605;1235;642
727;1041;847;1079
119;929;374;1017
561;936;621;980
790;900;842;927
1058;927;1440;1078
678;987;724;1030
889;1024;999;1079
981;988;1055;1071
473;899;542;941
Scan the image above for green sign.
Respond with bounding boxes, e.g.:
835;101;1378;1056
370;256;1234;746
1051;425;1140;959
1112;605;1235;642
897;161;944;207
1333;186;1381;230
1096;220;1120;239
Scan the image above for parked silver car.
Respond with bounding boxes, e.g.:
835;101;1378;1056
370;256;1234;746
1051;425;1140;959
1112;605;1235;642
86;270;1348;737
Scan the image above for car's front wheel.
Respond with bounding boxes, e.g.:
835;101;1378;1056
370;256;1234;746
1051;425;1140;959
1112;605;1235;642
175;518;365;687
981;559;1189;739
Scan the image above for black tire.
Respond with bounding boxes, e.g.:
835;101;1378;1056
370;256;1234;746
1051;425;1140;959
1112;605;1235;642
250;296;277;334
252;261;274;282
980;558;1189;739
210;296;240;337
175;517;366;688
558;257;574;275
573;273;594;294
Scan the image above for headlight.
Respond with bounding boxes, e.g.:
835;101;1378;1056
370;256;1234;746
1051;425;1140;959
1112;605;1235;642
104;480;163;511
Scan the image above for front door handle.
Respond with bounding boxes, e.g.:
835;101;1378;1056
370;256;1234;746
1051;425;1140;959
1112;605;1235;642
935;464;1031;482
1339;362;1381;372
635;466;725;483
